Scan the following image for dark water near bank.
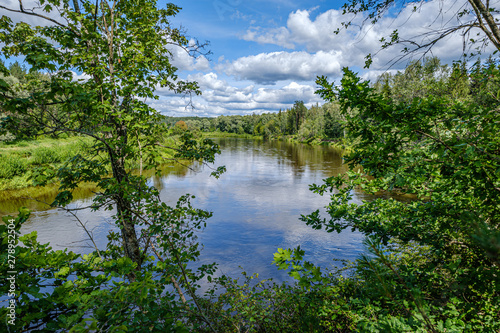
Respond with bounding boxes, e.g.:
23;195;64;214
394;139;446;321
6;138;371;283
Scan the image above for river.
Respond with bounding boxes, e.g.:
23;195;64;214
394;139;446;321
5;138;371;283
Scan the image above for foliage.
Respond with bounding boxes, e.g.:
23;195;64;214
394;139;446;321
0;196;218;332
373;57;451;103
0;0;223;331
182;101;345;144
294;65;500;331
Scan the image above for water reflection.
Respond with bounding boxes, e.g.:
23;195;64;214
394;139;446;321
8;138;369;283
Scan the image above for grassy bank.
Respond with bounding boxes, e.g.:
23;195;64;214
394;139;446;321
0;136;92;191
0;134;185;193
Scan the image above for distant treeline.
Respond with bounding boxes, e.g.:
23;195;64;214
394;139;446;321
167;101;344;143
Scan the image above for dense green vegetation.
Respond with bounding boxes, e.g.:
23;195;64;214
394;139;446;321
0;0;499;332
171;101;345;144
0;136;91;190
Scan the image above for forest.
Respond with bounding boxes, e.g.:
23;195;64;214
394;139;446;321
0;0;499;332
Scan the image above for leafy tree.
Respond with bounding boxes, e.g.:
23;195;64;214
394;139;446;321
288;100;307;134
322;103;343;140
469;56;500;107
0;0;223;330
173;120;188;132
373;57;450;104
8;61;26;83
293;66;500;331
446;60;471;101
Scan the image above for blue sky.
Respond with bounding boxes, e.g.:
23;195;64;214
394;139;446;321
1;0;496;117
151;0;494;117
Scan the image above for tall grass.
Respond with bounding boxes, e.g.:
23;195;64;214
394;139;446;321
0;137;91;189
0;156;28;178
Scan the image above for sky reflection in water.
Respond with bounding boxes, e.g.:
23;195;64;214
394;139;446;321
17;138;369;283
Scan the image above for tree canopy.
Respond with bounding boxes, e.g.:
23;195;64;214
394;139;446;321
0;0;223;331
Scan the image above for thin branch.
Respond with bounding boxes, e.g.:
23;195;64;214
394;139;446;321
0;3;81;37
22;197;103;259
163;234;217;333
148;237;188;304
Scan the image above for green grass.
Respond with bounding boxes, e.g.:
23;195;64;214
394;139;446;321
0;134;182;191
0;136;92;190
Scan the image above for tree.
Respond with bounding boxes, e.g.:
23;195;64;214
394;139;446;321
8;61;26;83
373;56;451;103
323;108;343;139
173;120;188;133
305;66;500;331
0;0;212;267
285;100;307;134
0;0;223;331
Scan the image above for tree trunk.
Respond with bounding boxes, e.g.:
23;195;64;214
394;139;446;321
468;0;500;51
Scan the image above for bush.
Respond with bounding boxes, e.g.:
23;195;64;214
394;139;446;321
0;132;16;142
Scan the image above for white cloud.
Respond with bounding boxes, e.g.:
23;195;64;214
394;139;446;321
241;0;499;72
243;27;295;49
253;81;319;104
221;50;342;84
148;72;322;117
168;42;211;72
71;71;91;82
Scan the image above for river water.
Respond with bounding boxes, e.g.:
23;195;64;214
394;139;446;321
6;138;371;283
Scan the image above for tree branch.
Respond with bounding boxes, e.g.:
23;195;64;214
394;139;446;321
0;3;80;37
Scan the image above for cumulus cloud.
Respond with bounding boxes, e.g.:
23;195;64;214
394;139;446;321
253;81;319;104
148;72;322;117
168;42;211;72
71;71;91;82
221;50;342;84
241;0;497;72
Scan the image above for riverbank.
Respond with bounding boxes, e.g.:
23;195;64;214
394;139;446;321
0;136;92;191
0;134;181;192
202;131;350;152
201;131;263;140
277;135;350;151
